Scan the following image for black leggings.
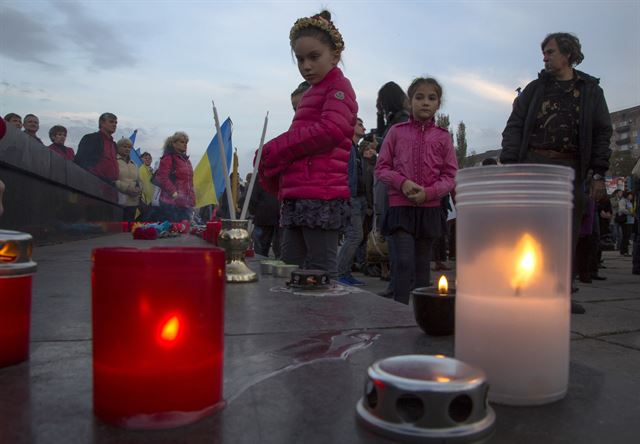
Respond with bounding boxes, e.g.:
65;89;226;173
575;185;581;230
391;229;433;305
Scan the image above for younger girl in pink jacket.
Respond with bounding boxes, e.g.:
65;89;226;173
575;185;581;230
258;10;358;275
374;77;458;304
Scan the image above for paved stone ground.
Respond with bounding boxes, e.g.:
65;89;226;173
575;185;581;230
1;234;638;443
349;251;640;349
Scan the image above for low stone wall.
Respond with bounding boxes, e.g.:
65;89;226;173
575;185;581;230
0;124;123;244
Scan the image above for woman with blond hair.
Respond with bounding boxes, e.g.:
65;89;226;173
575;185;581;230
114;138;141;222
155;131;195;221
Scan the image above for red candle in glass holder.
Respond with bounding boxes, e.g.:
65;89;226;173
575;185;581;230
0;230;37;368
92;246;226;429
206;220;222;246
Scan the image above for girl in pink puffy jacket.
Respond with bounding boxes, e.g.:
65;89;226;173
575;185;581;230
258;10;358;276
374;78;458;304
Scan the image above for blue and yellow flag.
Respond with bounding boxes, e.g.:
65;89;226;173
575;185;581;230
128;130;143;167
194;118;233;208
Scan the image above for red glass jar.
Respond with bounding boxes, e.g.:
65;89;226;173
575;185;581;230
206;220;222;246
92;246;226;429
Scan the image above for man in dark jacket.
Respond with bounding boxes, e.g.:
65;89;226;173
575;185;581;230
75;112;119;184
500;32;613;314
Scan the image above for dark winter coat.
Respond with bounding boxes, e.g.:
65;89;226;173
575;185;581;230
500;69;612;177
248;179;280;226
74;131;118;183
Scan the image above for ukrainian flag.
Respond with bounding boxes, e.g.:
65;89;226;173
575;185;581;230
128;130;143;167
194;118;233;208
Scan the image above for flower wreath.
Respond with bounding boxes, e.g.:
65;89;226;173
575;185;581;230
289;14;345;52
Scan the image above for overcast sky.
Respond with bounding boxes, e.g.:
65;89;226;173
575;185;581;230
1;0;638;176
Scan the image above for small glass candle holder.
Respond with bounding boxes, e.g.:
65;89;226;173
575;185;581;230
356;355;495;443
92;246;226;429
412;276;455;336
0;230;37;368
455;164;573;405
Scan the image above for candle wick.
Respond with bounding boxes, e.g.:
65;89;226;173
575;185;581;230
514;286;521;297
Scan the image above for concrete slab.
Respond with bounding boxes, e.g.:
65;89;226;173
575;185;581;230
571;302;640;337
597;331;640;351
491;338;640;444
601;298;640;313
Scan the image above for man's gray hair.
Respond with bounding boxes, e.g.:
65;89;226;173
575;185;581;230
541;32;584;67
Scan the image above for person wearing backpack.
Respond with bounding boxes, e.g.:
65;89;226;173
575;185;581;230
154;132;195;222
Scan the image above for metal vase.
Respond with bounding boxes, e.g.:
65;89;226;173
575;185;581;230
217;219;258;283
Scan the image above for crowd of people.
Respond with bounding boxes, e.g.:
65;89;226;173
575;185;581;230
2;10;639;312
2;111;196;223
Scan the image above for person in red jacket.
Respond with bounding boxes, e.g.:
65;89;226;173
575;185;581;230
155;131;195;222
74;113;119;184
375;77;458;305
258;10;358;276
47;125;75;160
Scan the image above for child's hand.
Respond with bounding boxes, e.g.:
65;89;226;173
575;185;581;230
411;189;427;205
401;180;422;198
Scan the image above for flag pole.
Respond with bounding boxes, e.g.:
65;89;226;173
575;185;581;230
240;111;269;221
212;100;236;219
231;148;239;214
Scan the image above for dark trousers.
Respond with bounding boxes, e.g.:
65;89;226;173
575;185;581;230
122;206;137;222
160;204;192;222
590;213;601;275
577;204;601;280
355;211;374;268
337;197;366;277
525;152;584;278
633;233;640;274
432;235;447;262
448;220;457;259
252;225;281;259
281;226;339;277
139;204;159;222
391;229;433;305
620;223;632;255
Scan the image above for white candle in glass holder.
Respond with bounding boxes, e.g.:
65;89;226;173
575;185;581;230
455;233;570;405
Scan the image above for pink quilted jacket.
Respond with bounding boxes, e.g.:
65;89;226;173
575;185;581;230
375;118;458;208
259;67;358;200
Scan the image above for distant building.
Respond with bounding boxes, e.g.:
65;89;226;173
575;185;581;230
465;149;501;167
610;105;640;157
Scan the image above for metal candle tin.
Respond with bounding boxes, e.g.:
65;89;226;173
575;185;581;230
356;355;495;443
287;269;331;290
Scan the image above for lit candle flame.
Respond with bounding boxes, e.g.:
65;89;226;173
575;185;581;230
0;242;18;263
160;316;180;341
510;233;543;292
438;275;448;294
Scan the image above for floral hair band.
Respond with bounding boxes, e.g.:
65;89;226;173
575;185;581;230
289;14;345;52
